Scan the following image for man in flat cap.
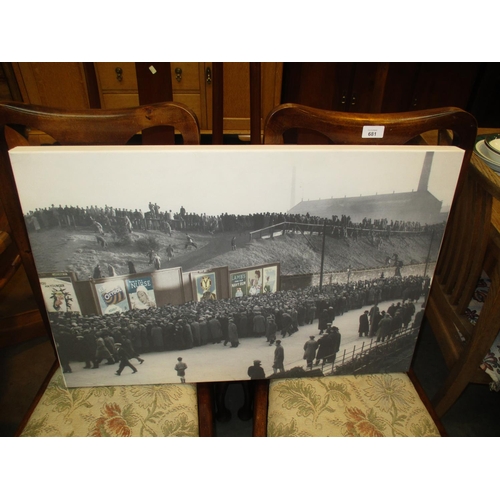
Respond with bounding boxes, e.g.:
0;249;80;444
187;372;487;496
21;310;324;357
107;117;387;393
247;360;265;380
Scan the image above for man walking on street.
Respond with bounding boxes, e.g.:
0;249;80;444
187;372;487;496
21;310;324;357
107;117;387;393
273;339;285;374
115;343;138;376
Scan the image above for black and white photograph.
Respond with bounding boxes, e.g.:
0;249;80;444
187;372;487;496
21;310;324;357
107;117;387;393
9;144;464;388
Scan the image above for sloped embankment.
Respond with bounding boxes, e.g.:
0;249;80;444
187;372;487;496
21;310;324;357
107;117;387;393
195;231;441;276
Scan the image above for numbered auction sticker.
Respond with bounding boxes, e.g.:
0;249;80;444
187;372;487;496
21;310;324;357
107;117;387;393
362;125;385;138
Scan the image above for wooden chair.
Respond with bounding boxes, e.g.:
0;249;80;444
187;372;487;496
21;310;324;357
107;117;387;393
0;100;215;436
425;153;500;416
0;179;47;349
250;103;481;435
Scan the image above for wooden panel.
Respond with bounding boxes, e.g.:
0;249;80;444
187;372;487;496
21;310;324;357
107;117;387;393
262;62;283;123
220;62;283;134
348;62;389;113
411;62;481;111
381;63;420;112
174;94;202;122
101;93;201;124
13;63;90;109
467;63;500;127
0;63;22;101
223;62;251;118
223;117;251;133
101;93;140;109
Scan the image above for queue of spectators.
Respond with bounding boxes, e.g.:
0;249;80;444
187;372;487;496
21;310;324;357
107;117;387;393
52;274;428;372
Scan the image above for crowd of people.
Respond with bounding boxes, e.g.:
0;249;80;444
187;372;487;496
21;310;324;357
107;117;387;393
24;202;443;241
52;274;428;374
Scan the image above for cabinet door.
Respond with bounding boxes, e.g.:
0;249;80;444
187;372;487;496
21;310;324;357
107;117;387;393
381;62;482;113
205;62;283;135
409;62;481;111
12;62;90;109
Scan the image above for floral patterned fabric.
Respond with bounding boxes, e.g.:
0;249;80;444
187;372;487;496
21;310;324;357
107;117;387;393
267;373;440;437
19;368;199;437
466;273;500;391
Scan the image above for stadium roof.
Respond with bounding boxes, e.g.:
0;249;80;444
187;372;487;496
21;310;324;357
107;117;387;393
288;190;444;224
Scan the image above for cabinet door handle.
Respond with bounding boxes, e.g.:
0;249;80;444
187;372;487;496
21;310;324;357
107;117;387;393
115;67;123;82
175;67;182;82
206;67;212;84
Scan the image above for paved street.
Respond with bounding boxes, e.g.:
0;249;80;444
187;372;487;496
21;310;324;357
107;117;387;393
63;296;425;388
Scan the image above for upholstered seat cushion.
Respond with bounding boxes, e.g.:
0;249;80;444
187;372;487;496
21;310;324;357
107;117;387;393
19;367;199;437
267;373;440;437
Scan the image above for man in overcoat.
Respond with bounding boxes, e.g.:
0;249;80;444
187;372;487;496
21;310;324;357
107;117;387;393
358;310;369;337
303;335;319;370
273;340;285;373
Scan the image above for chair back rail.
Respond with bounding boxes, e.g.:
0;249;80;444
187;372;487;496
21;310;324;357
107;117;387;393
0;101;200;146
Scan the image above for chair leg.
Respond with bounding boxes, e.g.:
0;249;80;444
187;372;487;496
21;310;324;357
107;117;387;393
432;371;473;418
252;379;269;436
214;382;231;423
431;348;490;418
237;381;253;421
197;382;215;436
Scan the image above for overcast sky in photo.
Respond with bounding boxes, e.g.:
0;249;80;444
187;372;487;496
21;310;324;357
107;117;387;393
10;145;464;216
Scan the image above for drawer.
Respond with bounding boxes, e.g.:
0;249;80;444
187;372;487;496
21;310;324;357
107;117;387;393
170;63;201;91
96;62;201;92
96;63;138;91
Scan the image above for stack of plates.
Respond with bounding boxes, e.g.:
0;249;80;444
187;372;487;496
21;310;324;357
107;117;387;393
474;134;500;174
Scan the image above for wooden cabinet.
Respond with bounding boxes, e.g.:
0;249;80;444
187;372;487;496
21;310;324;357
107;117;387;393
94;62;208;130
381;62;481;112
14;62;495;134
283;62;483;115
10;62;283;136
95;62;283;134
281;62;494;143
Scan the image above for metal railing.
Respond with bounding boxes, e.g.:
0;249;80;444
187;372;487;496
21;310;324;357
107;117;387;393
315;325;420;376
249;221;438;241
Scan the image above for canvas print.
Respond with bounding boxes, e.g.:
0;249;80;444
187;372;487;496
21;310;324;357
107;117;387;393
9;145;464;388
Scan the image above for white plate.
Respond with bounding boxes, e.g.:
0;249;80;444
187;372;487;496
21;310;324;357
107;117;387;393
485;135;500;156
475;140;500;172
478;137;500;163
